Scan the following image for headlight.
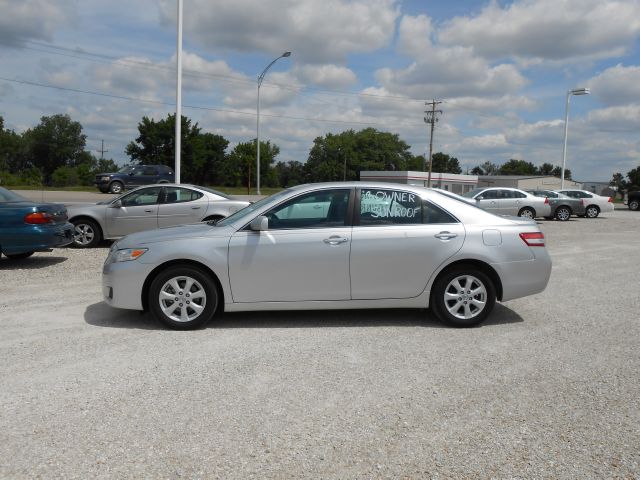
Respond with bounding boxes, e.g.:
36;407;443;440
101;176;110;181
113;248;148;262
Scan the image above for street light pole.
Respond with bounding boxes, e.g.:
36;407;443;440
561;87;589;189
174;0;183;184
256;51;291;195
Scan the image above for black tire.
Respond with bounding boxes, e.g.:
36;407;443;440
518;207;536;219
585;205;600;218
71;218;102;248
148;265;218;330
555;206;572;221
109;181;124;194
431;266;496;328
629;199;639;211
5;252;35;260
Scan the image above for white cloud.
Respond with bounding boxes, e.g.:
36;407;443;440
293;64;357;89
588;64;640;106
397;14;434;57
0;0;76;46
439;0;640;63
158;0;399;63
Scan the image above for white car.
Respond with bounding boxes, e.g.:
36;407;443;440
462;187;551;219
555;189;614;218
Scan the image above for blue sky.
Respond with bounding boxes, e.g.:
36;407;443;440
1;0;639;181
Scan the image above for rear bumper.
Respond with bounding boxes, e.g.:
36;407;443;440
1;222;74;255
492;250;552;301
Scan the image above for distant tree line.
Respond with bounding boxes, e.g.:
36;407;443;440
2;113;635;192
610;168;640;198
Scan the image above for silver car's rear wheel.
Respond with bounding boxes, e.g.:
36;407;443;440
149;266;218;329
585;205;600;218
518;207;535;219
431;267;496;327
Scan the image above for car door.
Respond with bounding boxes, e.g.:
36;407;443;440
350;188;465;299
228;188;353;303
105;187;161;237
475;189;500;214
157;187;208;228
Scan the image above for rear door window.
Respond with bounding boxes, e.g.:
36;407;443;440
359;189;421;225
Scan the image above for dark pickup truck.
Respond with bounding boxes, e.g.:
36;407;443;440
625;191;640;211
95;165;175;194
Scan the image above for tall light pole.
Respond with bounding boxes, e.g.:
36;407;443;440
561;87;589;188
256;51;291;195
174;0;183;184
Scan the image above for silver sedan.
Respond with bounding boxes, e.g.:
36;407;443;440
67;184;250;248
102;182;552;329
463;187;552;218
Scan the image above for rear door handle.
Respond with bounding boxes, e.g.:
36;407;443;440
191;206;201;209
434;231;457;240
323;236;349;245
144;209;153;213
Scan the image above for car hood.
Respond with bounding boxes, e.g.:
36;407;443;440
116;222;234;247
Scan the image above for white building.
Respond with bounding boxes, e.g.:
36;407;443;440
476;175;582;190
359;171;478;194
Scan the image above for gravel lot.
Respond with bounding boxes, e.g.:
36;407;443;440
1;210;639;479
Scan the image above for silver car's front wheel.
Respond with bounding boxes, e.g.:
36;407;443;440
518;207;535;219
149;266;218;329
72;219;102;248
431;267;496;327
159;276;207;323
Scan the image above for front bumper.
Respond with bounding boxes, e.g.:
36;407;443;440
102;255;155;310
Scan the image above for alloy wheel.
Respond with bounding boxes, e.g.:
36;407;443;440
443;275;487;320
158;275;207;323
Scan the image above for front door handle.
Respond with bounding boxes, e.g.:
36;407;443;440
323;236;349;245
191;206;201;209
144;209;153;213
435;231;457;240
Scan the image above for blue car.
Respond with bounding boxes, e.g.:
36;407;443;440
0;187;74;260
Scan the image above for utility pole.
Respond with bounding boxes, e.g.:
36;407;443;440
424;100;442;188
96;139;108;160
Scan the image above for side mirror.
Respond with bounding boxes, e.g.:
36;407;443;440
249;215;268;231
129;172;135;176
110;199;122;208
476;196;484;201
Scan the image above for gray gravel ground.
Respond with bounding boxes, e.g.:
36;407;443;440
1;210;638;479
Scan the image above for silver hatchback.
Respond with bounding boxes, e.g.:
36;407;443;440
102;182;552;329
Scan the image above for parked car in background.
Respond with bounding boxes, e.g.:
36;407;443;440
102;182;552;330
0;187;74;259
555;189;614;218
526;190;586;221
67;184;250;248
462;187;551;219
95;164;175;194
625;191;640;211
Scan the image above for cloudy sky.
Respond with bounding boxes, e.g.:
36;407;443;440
1;0;639;181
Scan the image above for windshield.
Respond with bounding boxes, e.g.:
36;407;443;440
462;188;485;198
197;186;233;200
0;187;29;203
216;189;291;227
117;166;135;174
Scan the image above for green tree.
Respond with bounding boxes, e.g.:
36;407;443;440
538;163;555;175
550;166;571;180
627;166;640;190
470;161;498;176
610;172;627;199
21;114;87;184
499;159;537;175
0;116;27;174
305;128;413;182
223;140;279;189
430;152;462;174
96;158;119;173
274;160;306;187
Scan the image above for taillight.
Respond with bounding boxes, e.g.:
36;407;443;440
520;232;545;247
544;197;549;204
580;199;584;205
608;197;613;203
24;212;54;224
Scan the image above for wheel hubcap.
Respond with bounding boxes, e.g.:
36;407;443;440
159;276;206;322
444;275;487;320
74;224;94;245
587;207;598;218
557;209;570;221
520;210;533;219
112;184;122;193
